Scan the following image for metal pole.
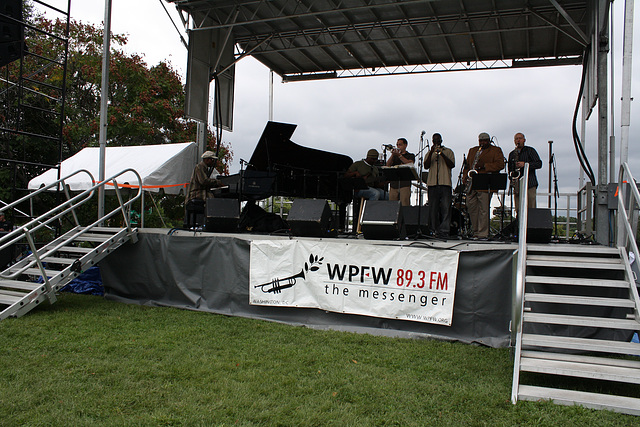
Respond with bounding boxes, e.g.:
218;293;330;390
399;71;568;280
98;0;113;220
269;70;274;121
548;140;553;208
609;5;616;183
620;0;634;166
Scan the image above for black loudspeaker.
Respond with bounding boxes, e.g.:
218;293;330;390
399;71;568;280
0;0;24;68
205;198;239;232
527;208;552;243
401;205;429;236
361;200;405;240
288;199;334;237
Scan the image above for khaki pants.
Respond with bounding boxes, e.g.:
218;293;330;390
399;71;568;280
389;186;411;206
467;190;491;238
514;186;537;214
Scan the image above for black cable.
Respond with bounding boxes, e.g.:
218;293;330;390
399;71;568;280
572;48;596;186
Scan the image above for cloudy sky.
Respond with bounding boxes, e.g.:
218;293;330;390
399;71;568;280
42;0;640;199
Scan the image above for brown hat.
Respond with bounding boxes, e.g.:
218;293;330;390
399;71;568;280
201;151;218;160
478;132;490;141
366;149;379;158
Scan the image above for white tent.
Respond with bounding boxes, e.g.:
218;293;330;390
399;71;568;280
28;142;198;195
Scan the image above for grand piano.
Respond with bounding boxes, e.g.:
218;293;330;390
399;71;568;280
219;121;354;203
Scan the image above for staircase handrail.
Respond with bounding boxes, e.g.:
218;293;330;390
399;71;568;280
510;163;530;404
0;168;142;280
616;162;640;318
0;169;95;235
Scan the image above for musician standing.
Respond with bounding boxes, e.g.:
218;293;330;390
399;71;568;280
424;133;455;238
462;132;505;239
386;138;415;206
345;149;387;200
508;132;542;213
184;151;224;228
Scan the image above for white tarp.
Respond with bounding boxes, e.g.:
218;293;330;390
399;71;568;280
250;239;459;325
28;142;198;195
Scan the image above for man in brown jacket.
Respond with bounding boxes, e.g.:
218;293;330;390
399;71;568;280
184;151;224;228
462;132;505;239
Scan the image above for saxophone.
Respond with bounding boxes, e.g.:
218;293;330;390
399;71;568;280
464;148;482;194
509;150;521;186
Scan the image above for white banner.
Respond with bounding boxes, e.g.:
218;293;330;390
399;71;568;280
249;240;459;325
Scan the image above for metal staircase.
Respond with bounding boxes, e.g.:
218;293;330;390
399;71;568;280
510;163;640;415
0;168;142;320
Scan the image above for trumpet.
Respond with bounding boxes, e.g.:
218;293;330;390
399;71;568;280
254;269;306;294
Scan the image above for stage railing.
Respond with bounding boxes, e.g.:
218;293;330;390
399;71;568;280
510;163;529;404
615;162;640;319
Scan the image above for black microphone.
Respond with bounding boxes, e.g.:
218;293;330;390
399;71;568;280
421;130;425;136
383;144;394;150
240;158;253;167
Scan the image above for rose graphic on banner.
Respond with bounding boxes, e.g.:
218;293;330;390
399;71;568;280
254;254;324;294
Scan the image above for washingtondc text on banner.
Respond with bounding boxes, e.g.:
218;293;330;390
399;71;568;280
249;240;459;325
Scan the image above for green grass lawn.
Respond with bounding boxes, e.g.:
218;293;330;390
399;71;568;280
0;293;637;426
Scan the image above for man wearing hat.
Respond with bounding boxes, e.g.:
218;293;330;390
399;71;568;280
462;133;505;239
184;151;224;228
345;149;387;201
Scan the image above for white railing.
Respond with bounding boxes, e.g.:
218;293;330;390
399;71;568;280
0;169;142;290
510;163;530;404
615;162;640;318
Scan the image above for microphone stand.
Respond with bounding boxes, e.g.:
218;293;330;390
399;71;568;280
413;133;429;239
551;153;560;240
454;155;468;238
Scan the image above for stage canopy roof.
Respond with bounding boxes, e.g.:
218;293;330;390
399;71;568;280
169;0;592;81
28;142;198;195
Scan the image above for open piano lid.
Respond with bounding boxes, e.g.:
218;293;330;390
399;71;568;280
247;121;353;173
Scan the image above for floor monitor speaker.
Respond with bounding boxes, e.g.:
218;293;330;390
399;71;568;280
361;200;405;240
401;205;429;236
527;208;552;243
205;198;240;232
288;199;334;237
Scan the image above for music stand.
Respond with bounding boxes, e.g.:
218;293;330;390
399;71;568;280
471;173;508;238
381;166;420;182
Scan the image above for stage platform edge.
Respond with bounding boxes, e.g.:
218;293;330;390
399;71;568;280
100;229;517;348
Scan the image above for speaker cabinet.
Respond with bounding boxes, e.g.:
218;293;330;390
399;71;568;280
0;0;24;67
401;206;429;236
288;199;334;237
205;198;239;232
527;208;552;243
361;200;405;240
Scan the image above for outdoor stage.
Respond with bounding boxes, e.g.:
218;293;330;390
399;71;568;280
100;229;517;348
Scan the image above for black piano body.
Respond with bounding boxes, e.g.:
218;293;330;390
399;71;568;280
218;121;354;204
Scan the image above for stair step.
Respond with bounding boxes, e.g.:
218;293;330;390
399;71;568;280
78;226;122;233
524;312;640;330
520;354;640;384
522;350;640;369
527;244;620;255
72;233;116;243
527;259;624;270
525;275;629;288
528;254;622;265
517;385;640;416
522;333;640;355
39;257;77;265
524;293;635;308
0;279;46;292
0;291;23;305
57;246;93;254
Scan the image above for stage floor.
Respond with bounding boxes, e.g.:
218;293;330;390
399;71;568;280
100;229;518;348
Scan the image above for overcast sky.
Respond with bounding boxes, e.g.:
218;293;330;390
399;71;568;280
43;0;640;199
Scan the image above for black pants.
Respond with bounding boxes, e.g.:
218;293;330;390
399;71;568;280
184;198;205;229
428;185;452;237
